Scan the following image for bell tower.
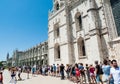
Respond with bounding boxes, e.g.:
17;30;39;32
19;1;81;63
48;0;73;65
52;0;65;11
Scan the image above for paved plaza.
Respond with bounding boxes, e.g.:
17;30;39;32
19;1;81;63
2;70;73;84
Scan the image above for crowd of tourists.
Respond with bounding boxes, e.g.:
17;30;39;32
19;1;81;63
0;58;120;84
31;59;118;84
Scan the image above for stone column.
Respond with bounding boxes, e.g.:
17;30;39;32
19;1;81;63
101;0;118;40
87;0;103;62
65;1;75;64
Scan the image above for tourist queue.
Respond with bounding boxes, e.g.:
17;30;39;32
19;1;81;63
0;59;120;84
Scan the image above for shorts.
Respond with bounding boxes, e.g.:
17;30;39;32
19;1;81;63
11;74;15;77
51;70;53;72
72;71;76;76
57;71;59;73
90;73;95;77
32;71;34;74
54;71;56;73
81;72;85;76
96;74;102;83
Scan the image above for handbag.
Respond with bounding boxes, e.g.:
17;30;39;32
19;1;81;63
102;74;108;82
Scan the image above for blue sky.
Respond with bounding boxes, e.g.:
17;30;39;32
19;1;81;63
0;0;52;61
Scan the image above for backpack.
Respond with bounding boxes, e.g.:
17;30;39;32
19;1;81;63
99;65;103;74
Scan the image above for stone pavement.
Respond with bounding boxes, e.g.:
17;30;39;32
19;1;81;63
2;70;74;84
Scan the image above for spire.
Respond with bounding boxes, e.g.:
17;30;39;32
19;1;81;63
6;53;9;60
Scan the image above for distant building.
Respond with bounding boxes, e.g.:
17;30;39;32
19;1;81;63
7;57;12;67
12;50;23;66
6;53;12;67
7;41;48;67
18;41;48;66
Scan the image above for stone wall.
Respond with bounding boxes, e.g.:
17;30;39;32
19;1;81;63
48;0;120;65
109;37;120;65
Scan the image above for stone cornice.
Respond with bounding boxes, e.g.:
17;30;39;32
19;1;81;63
87;6;103;12
100;27;108;35
69;0;86;10
48;42;68;49
89;29;100;36
85;34;90;40
49;6;65;21
109;37;120;45
48;23;67;34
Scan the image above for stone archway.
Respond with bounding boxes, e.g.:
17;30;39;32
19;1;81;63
77;37;86;57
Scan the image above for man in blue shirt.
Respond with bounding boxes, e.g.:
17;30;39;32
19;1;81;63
53;64;56;76
79;63;86;83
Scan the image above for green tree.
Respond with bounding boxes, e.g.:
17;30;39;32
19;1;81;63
0;62;3;67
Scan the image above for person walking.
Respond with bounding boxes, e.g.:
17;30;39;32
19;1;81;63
18;67;22;80
70;65;76;82
85;64;90;83
10;68;17;84
27;66;31;79
60;64;65;80
89;64;96;83
42;66;45;76
53;64;56;76
66;64;71;79
50;65;53;76
56;64;60;77
102;60;111;84
0;72;3;84
110;60;120;84
75;64;80;84
79;63;86;83
32;66;35;76
95;61;103;84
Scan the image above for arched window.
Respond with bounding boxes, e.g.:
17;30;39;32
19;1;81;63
110;0;120;36
54;23;60;38
77;37;86;57
75;12;82;31
55;2;59;11
54;44;61;59
81;40;86;56
42;47;44;53
56;3;59;10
